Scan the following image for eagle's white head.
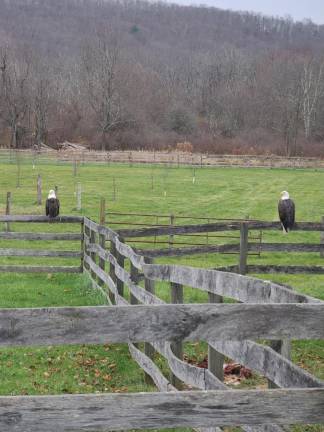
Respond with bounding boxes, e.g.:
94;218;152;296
48;190;56;199
280;191;290;200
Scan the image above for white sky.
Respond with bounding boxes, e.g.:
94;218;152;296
171;0;324;24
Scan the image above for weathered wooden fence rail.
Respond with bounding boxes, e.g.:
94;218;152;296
0;303;323;346
0;215;83;273
117;220;324;237
0;389;324;432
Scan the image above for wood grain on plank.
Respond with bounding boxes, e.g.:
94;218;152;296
210;340;324;389
0;389;323;431
142;264;321;304
0;303;322;346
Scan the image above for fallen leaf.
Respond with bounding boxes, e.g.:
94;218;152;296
103;374;112;381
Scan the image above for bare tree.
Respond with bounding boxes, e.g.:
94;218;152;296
81;31;128;150
32;60;53;149
267;55;303;156
301;57;324;140
0;46;30;149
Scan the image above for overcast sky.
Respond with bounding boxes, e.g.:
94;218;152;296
171;0;324;24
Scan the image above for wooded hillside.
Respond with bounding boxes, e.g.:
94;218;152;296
1;0;324;155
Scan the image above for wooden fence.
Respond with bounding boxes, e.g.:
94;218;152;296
2;148;324;169
0;215;323;430
104;209;263;257
80;216;324;431
112;214;324;274
0;215;83;273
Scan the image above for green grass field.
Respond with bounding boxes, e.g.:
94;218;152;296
0;156;323;431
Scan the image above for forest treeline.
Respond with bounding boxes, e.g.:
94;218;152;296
1;0;324;156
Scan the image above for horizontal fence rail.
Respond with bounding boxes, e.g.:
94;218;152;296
0;215;84;273
0;232;82;241
142;264;323;304
116;220;324;238
0;304;323;346
0;389;324;431
0;249;82;258
0;215;83;223
137;242;324;258
0;265;81;273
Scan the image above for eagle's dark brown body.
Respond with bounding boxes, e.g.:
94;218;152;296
278;198;295;233
46;198;60;218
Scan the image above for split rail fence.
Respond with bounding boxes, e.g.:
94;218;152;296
0;215;83;273
82;216;324;431
110;211;324;274
0;215;323;430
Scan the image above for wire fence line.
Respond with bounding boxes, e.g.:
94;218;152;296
1;148;324;169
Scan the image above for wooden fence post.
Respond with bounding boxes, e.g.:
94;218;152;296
55;185;58;198
130;263;139;305
99;199;105;225
239;222;248;274
112;177;116;201
144;256;156;385
98;199;106;290
37;174;42;205
208;292;224;381
73;160;77;177
90;227;97;281
116;247;125;297
170;282;183;389
130;263;139;348
268;280;291;389
5;192;11;232
76;182;82;211
80;218;84;271
320;216;324;257
84;223;90;272
109;241;117;305
169;214;175;248
268;340;291;388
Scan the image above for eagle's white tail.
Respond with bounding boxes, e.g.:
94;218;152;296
282;224;288;234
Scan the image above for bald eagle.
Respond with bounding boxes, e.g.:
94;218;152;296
46;190;60;218
278;191;295;233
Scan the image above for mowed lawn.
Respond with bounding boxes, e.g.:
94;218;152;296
0;156;323;431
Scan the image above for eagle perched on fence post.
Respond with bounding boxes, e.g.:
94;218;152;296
278;191;295;233
46;189;60;218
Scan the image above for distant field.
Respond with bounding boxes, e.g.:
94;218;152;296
0;157;323;431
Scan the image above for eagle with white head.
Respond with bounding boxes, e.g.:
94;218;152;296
46;190;60;218
278;191;295;233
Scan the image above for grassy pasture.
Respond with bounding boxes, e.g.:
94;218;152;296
0;156;323;431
